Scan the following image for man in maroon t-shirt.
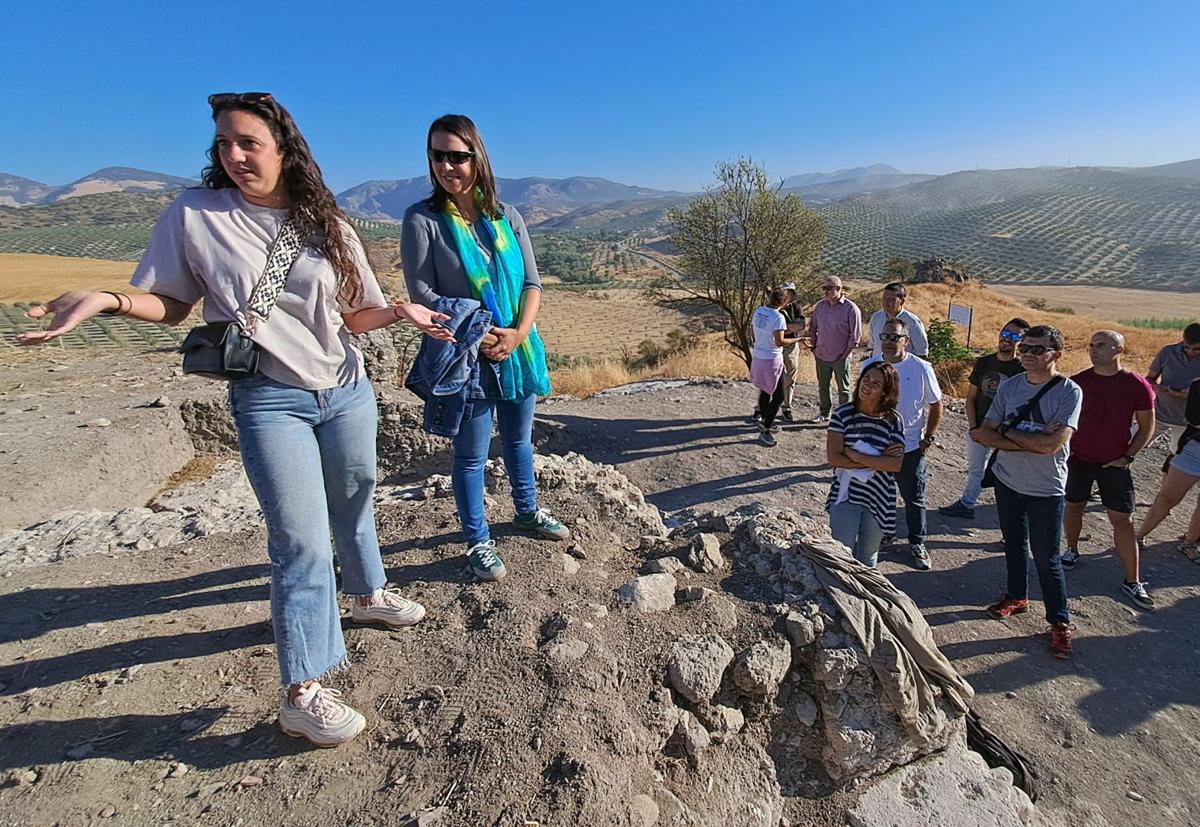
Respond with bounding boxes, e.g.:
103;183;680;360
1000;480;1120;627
1063;330;1157;610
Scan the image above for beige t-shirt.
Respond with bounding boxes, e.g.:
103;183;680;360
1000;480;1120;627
131;188;386;390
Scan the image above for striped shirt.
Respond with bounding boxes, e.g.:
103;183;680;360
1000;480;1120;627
825;403;906;533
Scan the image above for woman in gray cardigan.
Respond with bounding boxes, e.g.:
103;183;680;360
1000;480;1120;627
402;114;569;582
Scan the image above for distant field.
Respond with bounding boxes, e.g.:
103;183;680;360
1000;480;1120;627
990;284;1200;324
0;253;136;302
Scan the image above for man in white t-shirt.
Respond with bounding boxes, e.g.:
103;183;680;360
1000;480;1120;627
868;282;929;358
860;317;943;570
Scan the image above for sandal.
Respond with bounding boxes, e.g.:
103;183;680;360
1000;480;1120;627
1178;539;1200;564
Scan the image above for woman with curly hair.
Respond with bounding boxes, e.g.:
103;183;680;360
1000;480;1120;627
825;362;906;567
18;92;453;747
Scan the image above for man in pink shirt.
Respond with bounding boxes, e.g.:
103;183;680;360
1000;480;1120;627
1062;330;1157;610
808;275;863;422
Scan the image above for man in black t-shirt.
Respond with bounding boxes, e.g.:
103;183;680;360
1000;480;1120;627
940;318;1030;518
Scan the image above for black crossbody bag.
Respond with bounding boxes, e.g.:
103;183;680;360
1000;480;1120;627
981;375;1065;488
178;217;304;381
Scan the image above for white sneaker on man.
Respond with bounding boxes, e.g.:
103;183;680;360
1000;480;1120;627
278;683;366;747
350;589;426;628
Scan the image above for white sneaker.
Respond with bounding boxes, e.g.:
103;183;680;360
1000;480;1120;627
350;588;426;628
278;684;366;747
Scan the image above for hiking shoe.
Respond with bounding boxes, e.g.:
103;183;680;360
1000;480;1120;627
514;508;570;541
1049;623;1074;659
1060;547;1080;569
813;414;830;424
938;501;976;519
350;588;426;628
759;429;777;447
911;544;932;570
467;540;507;581
750;409;763;424
278;684;366;747
880;534;895;548
987;595;1031;619
781;408;794;423
1120;580;1156;611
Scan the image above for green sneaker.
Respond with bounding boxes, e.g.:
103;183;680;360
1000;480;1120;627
467;540;507;581
513;508;571;541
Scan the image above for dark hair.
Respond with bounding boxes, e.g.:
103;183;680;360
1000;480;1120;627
768;287;788;307
426;114;501;219
1024;324;1064;351
855;362;900;422
1006;317;1031;331
883;282;907;299
202;95;363;306
1184;323;1200;345
882;317;910;335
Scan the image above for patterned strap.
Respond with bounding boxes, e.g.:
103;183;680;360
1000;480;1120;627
237;217;305;334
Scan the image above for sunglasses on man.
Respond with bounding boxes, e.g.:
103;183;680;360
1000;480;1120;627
999;330;1024;342
1017;343;1053;355
880;333;908;342
429;149;476;165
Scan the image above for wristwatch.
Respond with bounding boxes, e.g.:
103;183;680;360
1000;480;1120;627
921;434;938;447
1124;454;1136;464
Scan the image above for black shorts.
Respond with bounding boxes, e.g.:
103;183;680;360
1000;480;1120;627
1065;459;1135;513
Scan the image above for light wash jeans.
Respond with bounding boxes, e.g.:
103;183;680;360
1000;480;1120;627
960;433;994;508
452;392;538;546
230;375;385;686
829;501;886;568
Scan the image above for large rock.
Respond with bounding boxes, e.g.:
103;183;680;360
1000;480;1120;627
686;533;725;573
533;452;667;538
848;743;1034;826
667;634;734;704
616;574;677;612
733;639;792;697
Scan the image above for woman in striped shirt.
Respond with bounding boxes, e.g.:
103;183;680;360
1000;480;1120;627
826;363;906;567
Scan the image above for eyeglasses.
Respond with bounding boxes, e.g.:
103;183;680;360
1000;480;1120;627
823;285;841;291
429;149;476;165
208;92;274;110
1017;343;1053;355
880;333;907;342
999;330;1024;342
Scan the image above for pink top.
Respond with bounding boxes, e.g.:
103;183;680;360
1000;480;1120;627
809;296;862;362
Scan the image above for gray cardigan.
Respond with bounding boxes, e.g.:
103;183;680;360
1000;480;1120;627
401;200;542;309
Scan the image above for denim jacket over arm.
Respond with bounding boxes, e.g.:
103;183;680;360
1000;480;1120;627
405;296;494;437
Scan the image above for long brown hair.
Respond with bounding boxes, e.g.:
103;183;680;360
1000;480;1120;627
425;114;501;219
854;363;900;423
201;94;364;307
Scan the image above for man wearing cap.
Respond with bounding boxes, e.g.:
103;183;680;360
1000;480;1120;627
779;282;806;422
808;275;862;422
868;282;929;358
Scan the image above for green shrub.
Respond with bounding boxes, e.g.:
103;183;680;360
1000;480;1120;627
927;317;972;364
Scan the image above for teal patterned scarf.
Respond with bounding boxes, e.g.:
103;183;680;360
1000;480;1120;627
442;199;551;400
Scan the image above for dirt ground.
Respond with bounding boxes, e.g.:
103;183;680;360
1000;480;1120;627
1;351;1199;826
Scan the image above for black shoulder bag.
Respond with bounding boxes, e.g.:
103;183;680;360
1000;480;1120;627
981;375;1066;488
178;217;304;381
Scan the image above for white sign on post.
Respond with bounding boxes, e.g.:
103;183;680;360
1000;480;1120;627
948;302;973;347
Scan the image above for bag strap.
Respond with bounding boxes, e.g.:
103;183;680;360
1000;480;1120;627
236;217;305;335
1004;374;1065;429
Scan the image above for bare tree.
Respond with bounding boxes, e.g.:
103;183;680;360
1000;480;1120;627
655;158;825;366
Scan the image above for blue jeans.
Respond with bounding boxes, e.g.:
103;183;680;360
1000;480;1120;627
994;479;1070;625
452;392;538;545
230;375;386;686
897;449;928;544
829;501;885;568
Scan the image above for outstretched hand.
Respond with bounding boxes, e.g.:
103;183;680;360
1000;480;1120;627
16;290;113;345
393;302;455;342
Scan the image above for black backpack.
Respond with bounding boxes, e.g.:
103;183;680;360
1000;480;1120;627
965;708;1039;803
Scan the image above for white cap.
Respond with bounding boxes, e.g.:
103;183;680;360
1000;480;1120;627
781;282;796;291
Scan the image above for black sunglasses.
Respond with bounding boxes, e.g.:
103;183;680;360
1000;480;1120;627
208;92;274;110
429;149;476;165
880;333;908;342
1017;343;1053;355
823;284;841;291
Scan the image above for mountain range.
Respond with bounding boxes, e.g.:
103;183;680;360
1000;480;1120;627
0;168;197;208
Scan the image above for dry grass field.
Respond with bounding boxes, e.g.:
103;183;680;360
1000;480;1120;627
991;283;1200;323
0;253;136;302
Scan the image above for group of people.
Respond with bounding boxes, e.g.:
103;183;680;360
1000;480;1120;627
17;96;569;747
752;280;1200;661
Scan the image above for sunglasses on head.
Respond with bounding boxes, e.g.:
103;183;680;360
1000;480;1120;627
880;333;907;342
999;330;1024;341
1017;343;1053;355
208;92;273;110
429;149;476;165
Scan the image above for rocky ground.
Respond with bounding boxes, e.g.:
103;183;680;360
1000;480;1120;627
0;351;1197;826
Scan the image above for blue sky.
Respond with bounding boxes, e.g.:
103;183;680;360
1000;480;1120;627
2;0;1197;193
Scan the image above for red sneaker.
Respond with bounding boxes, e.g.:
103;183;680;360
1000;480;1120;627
986;595;1031;619
1049;624;1074;659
